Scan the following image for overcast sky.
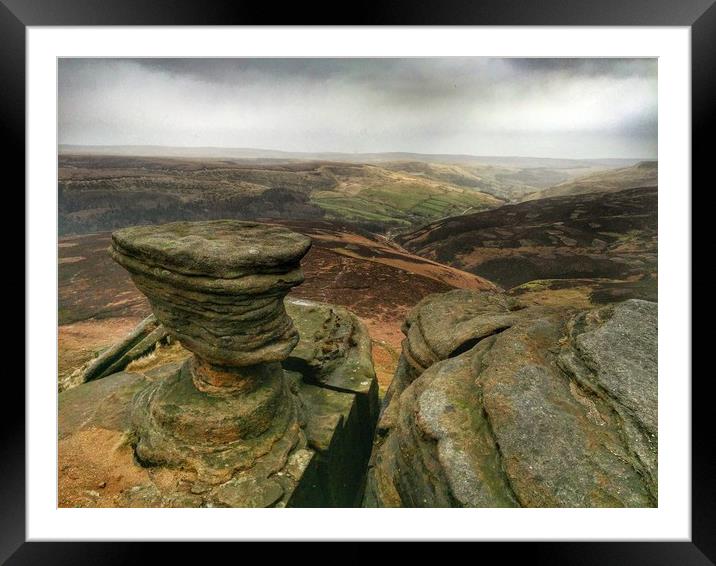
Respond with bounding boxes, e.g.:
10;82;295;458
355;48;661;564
58;58;657;159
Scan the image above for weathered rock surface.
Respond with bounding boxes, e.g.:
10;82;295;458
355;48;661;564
59;297;378;507
60;218;377;508
110;220;312;367
106;220;318;495
285;299;379;437
364;290;657;508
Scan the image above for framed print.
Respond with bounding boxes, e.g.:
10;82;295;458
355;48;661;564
6;0;709;562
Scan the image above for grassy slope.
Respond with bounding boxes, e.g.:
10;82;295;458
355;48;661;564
380;160;611;202
59;155;503;234
59;155;644;234
522;161;658;201
397;186;657;293
311;170;501;226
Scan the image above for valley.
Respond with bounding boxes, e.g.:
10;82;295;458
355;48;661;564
58;150;658;395
58;154;502;235
58;152;637;235
522;160;658;201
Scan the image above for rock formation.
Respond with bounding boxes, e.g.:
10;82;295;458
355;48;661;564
58;221;378;507
363;289;657;508
57;219;658;509
109;220;312;487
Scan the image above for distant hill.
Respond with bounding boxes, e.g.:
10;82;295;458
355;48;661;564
59;144;645;170
379;160;618;201
58;154;502;235
58;152;650;234
397;186;657;296
522;161;658;201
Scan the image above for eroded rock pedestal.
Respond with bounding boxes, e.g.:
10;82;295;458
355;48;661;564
364;289;657;508
58;221;378;507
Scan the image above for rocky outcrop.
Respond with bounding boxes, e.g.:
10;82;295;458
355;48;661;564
364;290;657;508
59;221;378;508
59;297;379;508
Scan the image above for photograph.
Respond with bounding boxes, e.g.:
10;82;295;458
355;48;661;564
56;56;659;509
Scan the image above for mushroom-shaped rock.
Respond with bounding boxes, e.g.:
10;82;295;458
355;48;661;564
110;220;312;368
58;222;379;508
109;221;312;486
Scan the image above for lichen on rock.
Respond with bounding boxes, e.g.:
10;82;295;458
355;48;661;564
364;290;657;508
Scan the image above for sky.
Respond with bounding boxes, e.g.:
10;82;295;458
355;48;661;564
58;58;657;159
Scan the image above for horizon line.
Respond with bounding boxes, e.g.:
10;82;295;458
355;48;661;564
58;143;657;162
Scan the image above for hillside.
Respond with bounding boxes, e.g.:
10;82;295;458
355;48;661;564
380;160;616;201
58;219;496;391
58;153;647;237
58;154;502;235
397;186;657;301
523;161;657;201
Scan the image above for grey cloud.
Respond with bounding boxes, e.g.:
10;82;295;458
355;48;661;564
504;58;656;77
58;57;657;159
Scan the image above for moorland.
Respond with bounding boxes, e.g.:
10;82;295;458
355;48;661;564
58;148;658;393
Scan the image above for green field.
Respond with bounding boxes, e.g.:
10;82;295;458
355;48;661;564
312;182;499;227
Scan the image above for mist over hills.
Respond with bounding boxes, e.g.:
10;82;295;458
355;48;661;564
522;161;658;201
59;144;645;170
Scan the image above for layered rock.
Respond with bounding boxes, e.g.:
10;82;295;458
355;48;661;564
110;220;312;367
108;220;312;488
364;290;657;508
58;220;378;508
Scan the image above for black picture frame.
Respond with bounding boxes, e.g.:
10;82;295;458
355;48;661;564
5;0;708;563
